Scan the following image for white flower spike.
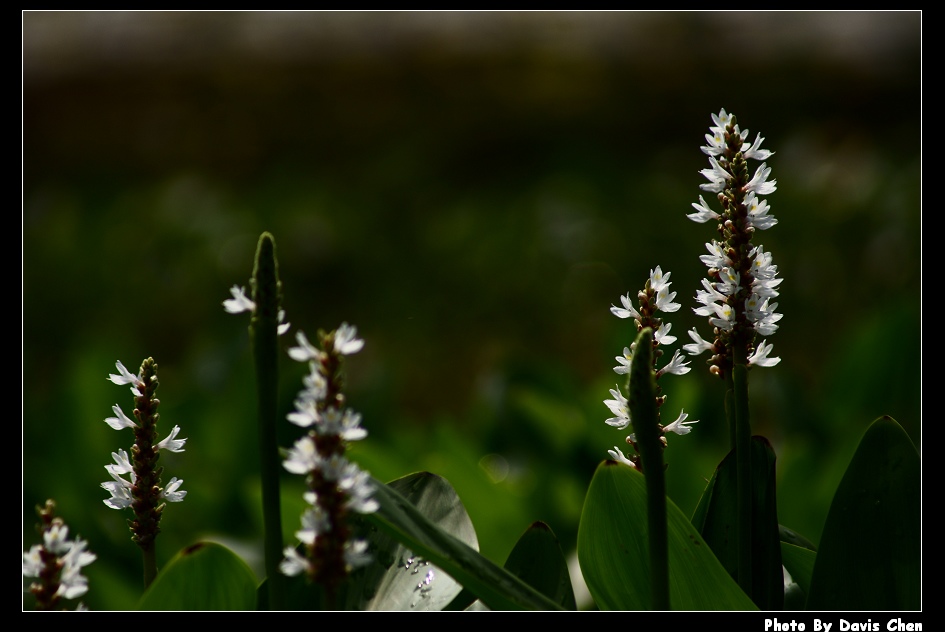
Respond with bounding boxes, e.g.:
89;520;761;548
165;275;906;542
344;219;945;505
603;266;698;464
23;501;97;609
101;355;187;561
686;109;782;378
281;325;376;583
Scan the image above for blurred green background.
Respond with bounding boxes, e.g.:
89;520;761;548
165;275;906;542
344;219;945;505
23;12;921;610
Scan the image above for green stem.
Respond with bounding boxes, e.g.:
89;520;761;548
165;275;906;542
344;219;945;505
142;542;157;589
250;232;285;610
628;328;670;610
724;377;736;453
733;361;752;598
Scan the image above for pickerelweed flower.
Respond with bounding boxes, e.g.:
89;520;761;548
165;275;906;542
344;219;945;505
101;358;187;553
23;500;96;611
605;266;698;469
279;323;378;597
683;109;782;377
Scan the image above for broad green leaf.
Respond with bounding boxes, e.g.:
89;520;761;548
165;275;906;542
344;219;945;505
689;435;784;609
137;541;258;611
578;460;757;610
502;521;577;610
348;471;478;610
443;584;478;610
451;521;578;611
807;416;920;610
366;472;563;610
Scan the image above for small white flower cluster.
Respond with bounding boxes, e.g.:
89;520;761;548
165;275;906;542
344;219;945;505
605;267;698;467
223;285;291;335
101;361;187;510
684;109;782;369
695;109;775;174
280;324;378;578
23;506;97;608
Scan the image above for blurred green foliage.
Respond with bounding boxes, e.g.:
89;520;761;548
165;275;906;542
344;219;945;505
23;12;920;610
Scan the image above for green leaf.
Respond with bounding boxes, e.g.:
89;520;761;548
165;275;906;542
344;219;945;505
779;527;817;611
781;542;817;610
347;471;479;610
451;521;578;611
779;524;817;552
366;472;563;610
137;542;258;611
806;416;920;610
502;521;577;610
689;436;784;609
578;460;757;610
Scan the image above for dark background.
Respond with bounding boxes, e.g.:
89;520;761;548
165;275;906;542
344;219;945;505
23;11;921;610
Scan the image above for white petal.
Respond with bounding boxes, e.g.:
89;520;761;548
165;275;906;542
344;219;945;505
663;409;699;435
161;477;187;502
280;547;311;577
748;340;781;367
222;285;255;314
104;404;138;430
688;195;721;223
107;360;139;386
288;330;323;363
156;425;187;452
334;323;365;355
610;294;640;320
607;446;637;468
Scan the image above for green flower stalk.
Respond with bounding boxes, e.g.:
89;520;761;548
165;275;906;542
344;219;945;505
603;268;699;610
627;328;668;610
102;357;187;588
279;324;377;607
223;231;291;610
23;500;96;610
682;108;782;597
